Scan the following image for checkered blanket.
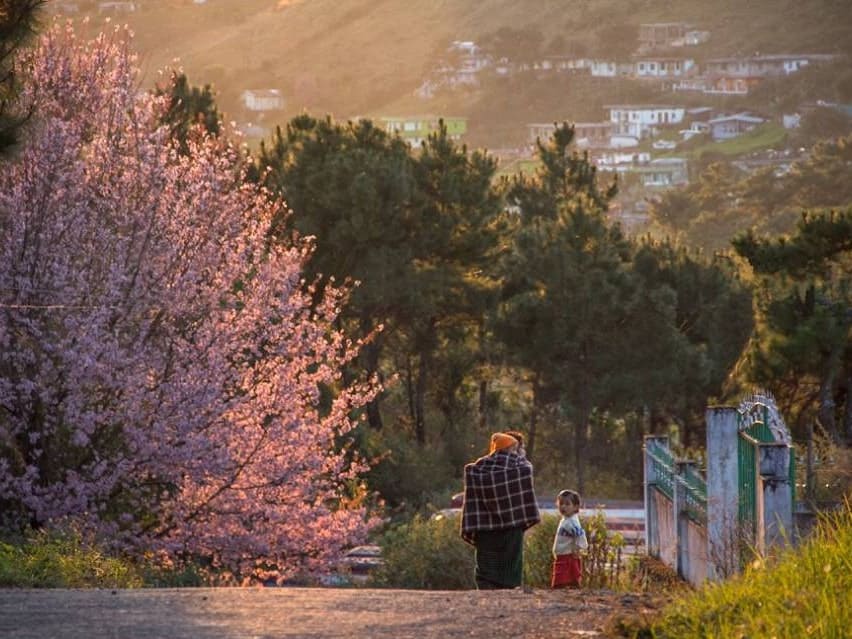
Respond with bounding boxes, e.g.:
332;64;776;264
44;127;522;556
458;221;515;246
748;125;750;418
460;451;540;544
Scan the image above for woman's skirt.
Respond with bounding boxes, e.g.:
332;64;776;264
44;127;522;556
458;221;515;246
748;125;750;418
474;527;524;589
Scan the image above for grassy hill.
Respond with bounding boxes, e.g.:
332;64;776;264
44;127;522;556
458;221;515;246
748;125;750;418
64;0;852;148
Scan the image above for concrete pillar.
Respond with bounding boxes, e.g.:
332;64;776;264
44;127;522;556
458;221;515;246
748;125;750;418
675;460;698;580
706;406;739;580
758;443;793;551
643;435;669;557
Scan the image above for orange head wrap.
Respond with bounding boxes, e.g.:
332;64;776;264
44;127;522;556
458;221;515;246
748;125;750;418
489;432;518;454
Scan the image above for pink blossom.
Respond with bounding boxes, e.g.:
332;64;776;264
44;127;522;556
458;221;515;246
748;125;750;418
0;23;379;579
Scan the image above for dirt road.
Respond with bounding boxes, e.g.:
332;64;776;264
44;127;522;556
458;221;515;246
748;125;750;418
0;587;661;638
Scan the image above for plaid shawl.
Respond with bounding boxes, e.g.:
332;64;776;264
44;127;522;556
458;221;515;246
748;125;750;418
460;451;540;544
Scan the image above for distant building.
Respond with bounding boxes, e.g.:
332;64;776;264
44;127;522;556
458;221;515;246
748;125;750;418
527;121;614;148
705;54;839;78
589;60;632;77
679;30;710;46
378;116;467;148
638;23;691;50
636;158;689;187
595;154;687;187
605;104;686;139
633;56;696;78
98;1;138;13
704;75;762;95
707;113;766;140
241;89;284;112
50;2;80;13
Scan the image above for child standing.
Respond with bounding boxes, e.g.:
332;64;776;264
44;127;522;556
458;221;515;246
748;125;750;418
551;489;588;588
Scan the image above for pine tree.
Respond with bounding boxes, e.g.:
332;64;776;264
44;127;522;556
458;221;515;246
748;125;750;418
733;209;852;443
0;0;44;156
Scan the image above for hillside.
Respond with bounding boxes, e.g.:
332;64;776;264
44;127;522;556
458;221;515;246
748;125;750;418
63;0;852;148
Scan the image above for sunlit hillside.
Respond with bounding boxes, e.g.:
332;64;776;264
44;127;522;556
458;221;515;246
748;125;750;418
62;0;852;147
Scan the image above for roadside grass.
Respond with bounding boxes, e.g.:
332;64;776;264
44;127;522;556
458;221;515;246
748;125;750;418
618;500;852;639
0;529;207;588
0;530;143;588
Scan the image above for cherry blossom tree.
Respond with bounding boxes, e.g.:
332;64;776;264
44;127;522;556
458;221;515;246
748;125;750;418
0;23;378;580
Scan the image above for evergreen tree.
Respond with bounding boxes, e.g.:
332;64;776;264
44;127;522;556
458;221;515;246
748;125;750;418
156;71;221;154
251;115;417;431
733;209;852;443
0;0;43;156
495;123;628;489
406;122;501;444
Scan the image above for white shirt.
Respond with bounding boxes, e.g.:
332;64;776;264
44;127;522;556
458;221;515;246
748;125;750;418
552;513;588;556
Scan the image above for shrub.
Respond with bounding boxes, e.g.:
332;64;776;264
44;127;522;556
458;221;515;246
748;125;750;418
374;511;628;590
0;529;143;588
525;512;628;589
371;514;475;589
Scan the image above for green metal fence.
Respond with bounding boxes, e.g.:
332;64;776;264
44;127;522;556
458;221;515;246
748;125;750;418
646;439;707;525
683;463;708;524
646;439;675;500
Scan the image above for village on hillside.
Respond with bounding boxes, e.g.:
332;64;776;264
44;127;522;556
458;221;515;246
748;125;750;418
48;3;852;232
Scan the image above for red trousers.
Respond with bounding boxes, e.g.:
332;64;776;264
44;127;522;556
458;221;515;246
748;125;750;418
551;553;582;588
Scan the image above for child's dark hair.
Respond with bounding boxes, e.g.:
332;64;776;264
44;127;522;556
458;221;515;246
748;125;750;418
557;489;581;507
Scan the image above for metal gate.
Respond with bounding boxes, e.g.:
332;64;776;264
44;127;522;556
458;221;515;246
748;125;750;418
737;394;795;541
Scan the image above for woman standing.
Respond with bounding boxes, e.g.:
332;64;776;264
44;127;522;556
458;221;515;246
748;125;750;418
460;432;540;589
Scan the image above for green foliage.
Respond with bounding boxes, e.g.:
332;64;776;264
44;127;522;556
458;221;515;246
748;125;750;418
0;526;212;588
374;511;628;591
358;428;458;513
0;0;44;156
493;125;752;490
0;529;143;588
525;513;629;589
733;209;852;443
371;514;475;590
639;501;852;639
156;72;221;155
651;135;852;252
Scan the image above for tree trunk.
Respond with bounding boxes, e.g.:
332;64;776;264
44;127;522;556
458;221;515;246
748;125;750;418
406;356;416;425
817;365;838;442
478;379;488;433
574;411;587;495
845;375;852;444
414;349;429;444
527;375;539;461
362;338;383;430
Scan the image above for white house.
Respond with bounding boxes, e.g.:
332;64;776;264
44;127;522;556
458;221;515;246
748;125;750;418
638;158;689;187
527;121;613;148
241;89;284;112
588;60;631;78
681;30;710;46
633;57;696;78
589;60;618;77
605;104;686;139
638;22;691;50
680;121;711;141
705;54;838;78
50;2;80;13
98;1;138;12
707;113;766;140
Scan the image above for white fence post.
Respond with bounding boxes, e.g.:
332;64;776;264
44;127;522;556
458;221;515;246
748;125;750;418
758;442;794;551
706;406;739;581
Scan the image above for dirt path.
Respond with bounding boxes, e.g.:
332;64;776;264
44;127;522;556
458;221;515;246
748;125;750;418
0;587;662;638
